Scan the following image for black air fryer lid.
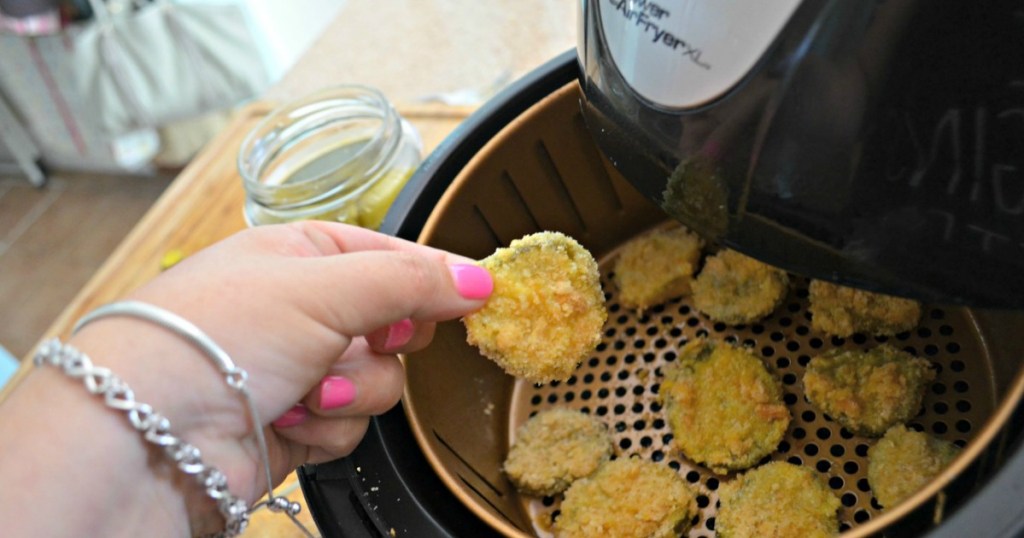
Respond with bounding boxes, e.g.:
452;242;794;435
579;0;1024;307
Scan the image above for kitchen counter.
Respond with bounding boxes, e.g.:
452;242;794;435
264;0;575;106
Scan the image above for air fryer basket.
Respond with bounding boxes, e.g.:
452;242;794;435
401;80;1024;537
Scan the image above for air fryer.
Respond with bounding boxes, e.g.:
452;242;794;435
298;3;1024;536
578;0;1024;308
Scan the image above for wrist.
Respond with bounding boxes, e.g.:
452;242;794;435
69;317;249;438
0;355;192;537
70;317;258;524
67;320;256;533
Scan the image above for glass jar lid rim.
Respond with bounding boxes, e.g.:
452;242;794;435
237;84;401;194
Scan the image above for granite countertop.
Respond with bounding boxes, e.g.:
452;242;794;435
265;0;576;108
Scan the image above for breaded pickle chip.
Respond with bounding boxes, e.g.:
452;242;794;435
691;249;789;324
555;457;698;538
803;344;935;436
464;232;607;383
659;339;790;474
613;226;704;312
503;408;613;497
717;461;841;538
809;279;922;337
661;157;729;240
868;425;960;508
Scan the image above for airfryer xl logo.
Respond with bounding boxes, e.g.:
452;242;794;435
606;0;711;70
883;99;1024;254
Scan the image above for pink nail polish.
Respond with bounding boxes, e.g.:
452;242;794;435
384;318;415;351
272;404;307;428
449;264;493;300
320;375;357;410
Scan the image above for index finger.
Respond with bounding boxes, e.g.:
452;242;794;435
295;221;477;265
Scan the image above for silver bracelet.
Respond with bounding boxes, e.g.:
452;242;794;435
36;300;316;537
34;338;250;537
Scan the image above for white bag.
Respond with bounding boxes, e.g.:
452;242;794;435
72;0;269;136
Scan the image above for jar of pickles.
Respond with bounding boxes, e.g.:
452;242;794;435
238;85;422;229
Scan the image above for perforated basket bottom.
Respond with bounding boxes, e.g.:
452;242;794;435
508;244;996;537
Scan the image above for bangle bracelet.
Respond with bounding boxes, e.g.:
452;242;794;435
73;301;247;388
34;339;250;536
58;300;314;537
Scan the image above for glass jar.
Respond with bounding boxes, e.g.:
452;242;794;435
238;85;423;229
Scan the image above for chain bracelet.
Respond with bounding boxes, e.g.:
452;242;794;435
66;300;315;538
33;338;251;537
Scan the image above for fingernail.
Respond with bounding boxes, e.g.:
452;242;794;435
320;375;357;410
272;404;308;428
449;264;493;300
384;318;415;351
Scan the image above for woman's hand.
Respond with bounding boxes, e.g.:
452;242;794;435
2;221;492;536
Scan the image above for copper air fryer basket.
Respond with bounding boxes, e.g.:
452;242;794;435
400;80;1024;537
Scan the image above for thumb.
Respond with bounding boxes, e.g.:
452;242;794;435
299;250;493;337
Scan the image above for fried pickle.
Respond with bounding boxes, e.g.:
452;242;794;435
503;408;613;497
659;339;790;474
555;457;698;538
803;344;935;436
612;226;704;312
868;425;960;508
691;249;789;324
463;232;607;383
808;279;922;337
717;461;841;538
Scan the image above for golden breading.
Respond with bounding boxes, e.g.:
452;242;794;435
555;457;698;538
503;408;613;497
691;249;789;324
612;226;703;312
808;279;922;337
717;461;841;538
658;339;790;474
661;157;728;239
868;425;960;508
464;232;607;383
803;344;935;436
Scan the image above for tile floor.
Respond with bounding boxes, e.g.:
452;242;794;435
0;172;171;359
